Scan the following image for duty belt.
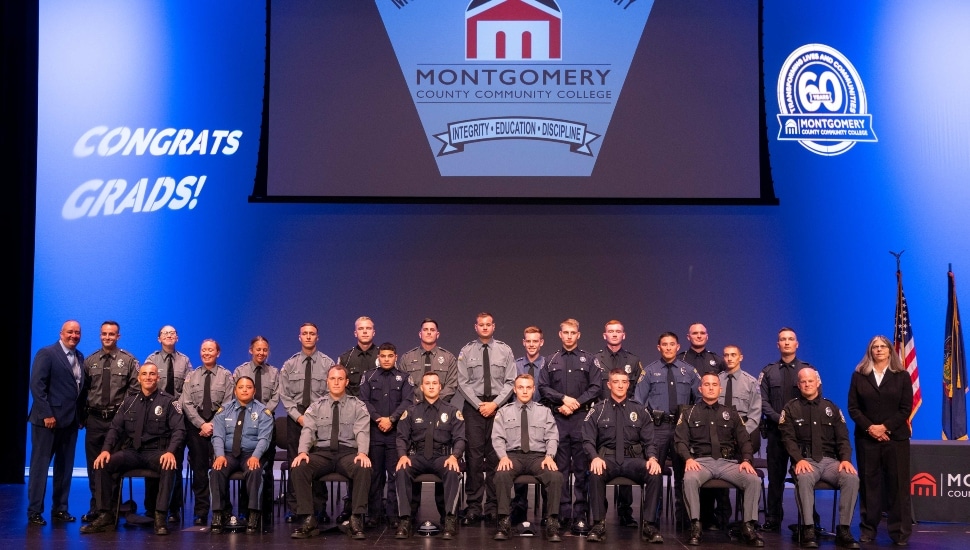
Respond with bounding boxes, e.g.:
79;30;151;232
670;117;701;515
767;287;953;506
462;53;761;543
598;444;643;458
87;406;117;420
651;411;678;424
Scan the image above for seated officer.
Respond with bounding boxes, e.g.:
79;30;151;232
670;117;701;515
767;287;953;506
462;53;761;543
676;372;764;547
81;363;185;536
394;371;465;540
208;376;274;534
492;374;564;543
289;365;372;540
779;368;860;549
583;368;663;544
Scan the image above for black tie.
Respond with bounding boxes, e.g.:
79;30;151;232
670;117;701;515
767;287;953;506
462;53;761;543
101;354;113;408
330;401;340;451
724;374;735;411
424;405;436;459
423;351;432;374
253;365;263;404
521;405;530;453
202;370;213;421
301;357;313;410
809;401;823;462
482;344;491;396
709;405;721;459
232;406;246;457
165;353;175;395
615;402;625;457
133;396;146;450
526;362;535;379
781;363;794;403
666;363;679;414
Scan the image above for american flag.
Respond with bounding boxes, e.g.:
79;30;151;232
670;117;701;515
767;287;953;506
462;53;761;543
894;270;921;424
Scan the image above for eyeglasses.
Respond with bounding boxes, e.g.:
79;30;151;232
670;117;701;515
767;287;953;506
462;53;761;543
871;344;890;350
160;330;177;336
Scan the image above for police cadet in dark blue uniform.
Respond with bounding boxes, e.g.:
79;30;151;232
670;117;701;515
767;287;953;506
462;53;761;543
634;331;700;528
209;376;275;534
584;368;664;544
759;327;818;532
81;321;139;523
595;319;644;527
394;371;466;540
81;363;186;536
509;325;548;525
337;316;379;398
537;318;603;534
359;342;413;526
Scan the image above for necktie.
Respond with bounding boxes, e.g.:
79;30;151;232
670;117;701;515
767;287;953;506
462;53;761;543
133;396;146;450
781;363;794;403
526;362;535;379
253;365;263;403
423;351;432;374
69;351;80;386
482;344;492;396
666;363;679;414
101;354;113;408
202;370;213;421
709;405;721;459
232;406;246;457
809;401;823;462
165;353;175;395
724;374;735;411
301;356;313;410
424;405;436;459
330;401;340;451
521;405;530;453
615;402;625;457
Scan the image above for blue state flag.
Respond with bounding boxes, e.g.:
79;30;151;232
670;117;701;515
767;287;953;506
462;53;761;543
943;269;968;440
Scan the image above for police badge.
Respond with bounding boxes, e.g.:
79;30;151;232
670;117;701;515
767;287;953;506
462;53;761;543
438;356;444;365
630;411;638;422
625;364;632;373
580;356;587;363
251;411;258;422
722;411;731;421
440;413;449;423
154;406;163;416
825;406;833;417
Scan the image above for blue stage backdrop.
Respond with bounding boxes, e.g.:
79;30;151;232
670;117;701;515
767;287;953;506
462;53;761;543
30;0;970;470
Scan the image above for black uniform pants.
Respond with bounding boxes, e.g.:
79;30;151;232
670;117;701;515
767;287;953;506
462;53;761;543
588;455;661;523
856;436;911;543
463;401;498;516
554;413;589;520
209;452;267;512
654;424;687;524
96;448;177;515
185;419;214;516
292;448;371;516
286;416;326;514
396;454;462;518
495;452;563;518
84;414;112;512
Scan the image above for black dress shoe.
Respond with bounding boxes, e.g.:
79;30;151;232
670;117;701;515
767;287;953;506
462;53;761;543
462;512;481;526
762;520;781;532
193;515;207;526
285;512;297;523
28;513;47;526
81;511;98;523
619;513;639;528
52;511;76;522
336;511;351;523
167;511;180;523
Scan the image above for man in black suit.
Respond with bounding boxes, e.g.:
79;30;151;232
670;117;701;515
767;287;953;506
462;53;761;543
27;320;86;526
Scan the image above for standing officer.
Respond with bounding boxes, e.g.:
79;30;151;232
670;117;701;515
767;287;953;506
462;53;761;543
81;320;139;523
278;322;335;521
492;373;563;542
143;324;192;522
595;319;643;528
398;318;459;404
179;338;235;525
337;316;379;397
583;368;663;544
759;327;817;532
359;342;413;526
634;331;700;529
209;376;275;534
537;318;603;534
394;371;465;540
289;365;372;540
455;312;517;524
232;335;279;526
679;323;726;375
675;372;764;547
779;368;860;549
27;320;85;526
509;325;548;524
80;363;185;536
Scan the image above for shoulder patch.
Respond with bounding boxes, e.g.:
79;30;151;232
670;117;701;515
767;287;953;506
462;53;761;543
676;414;684;425
400;410;408;420
172;401;183;415
455;411;464;421
756;372;765;384
216;406;223;414
839;409;846;423
265;409;273;416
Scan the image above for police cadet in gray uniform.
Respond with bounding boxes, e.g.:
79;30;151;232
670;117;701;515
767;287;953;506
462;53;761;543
456;312;517;524
232;335;279;526
337;316;379;397
779;368;860;549
81;321;139;523
209;376;274;534
759;327;818;532
676;372;764;547
394;371;465;540
493;373;563;543
289;365;372;540
278;322;335;521
359;342;413;526
81;363;185;536
179;338;235;525
398;318;459;404
634;331;700;528
143;324;192;522
595;319;644;528
583;368;663;544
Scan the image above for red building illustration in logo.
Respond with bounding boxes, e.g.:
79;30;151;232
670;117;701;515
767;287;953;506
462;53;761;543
911;472;937;497
466;0;562;60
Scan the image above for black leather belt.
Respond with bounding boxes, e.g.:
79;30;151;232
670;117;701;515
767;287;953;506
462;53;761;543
88;407;117;420
477;395;497;401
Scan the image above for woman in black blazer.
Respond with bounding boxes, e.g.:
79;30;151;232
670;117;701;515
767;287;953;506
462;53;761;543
847;335;913;546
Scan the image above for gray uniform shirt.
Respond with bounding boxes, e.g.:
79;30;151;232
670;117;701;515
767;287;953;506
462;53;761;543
491;400;559;458
718;368;762;435
84;348;139;409
145;349;192;400
398;345;458;403
456;338;516;408
179;364;235;428
234;361;281;412
279;350;335;421
299;394;371;453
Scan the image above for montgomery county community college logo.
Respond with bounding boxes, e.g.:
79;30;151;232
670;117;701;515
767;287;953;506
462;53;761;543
776;44;877;156
377;0;654;176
